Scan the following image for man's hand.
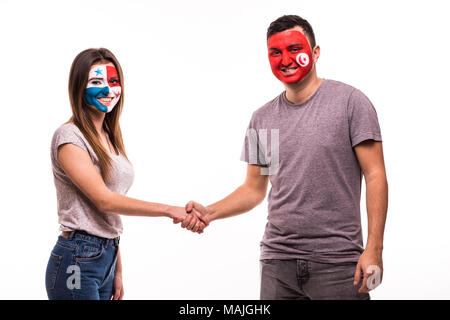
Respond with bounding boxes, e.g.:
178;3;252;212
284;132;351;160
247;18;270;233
171;203;206;234
354;248;383;293
185;201;210;226
111;274;124;300
179;201;210;233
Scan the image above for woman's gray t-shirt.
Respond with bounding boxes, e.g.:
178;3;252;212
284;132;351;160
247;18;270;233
50;122;134;239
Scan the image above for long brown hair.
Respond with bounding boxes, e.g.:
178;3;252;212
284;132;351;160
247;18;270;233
67;48;129;183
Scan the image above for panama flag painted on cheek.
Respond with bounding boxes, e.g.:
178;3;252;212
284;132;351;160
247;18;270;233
268;30;313;84
85;65;122;113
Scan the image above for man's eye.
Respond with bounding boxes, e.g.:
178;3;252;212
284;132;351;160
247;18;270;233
290;48;301;53
270;51;281;56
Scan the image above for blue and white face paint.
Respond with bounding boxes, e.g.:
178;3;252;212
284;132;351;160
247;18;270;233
85;64;121;113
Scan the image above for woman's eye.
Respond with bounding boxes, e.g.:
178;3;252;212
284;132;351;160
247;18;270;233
91;80;102;85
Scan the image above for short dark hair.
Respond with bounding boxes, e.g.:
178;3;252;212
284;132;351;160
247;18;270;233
267;15;316;49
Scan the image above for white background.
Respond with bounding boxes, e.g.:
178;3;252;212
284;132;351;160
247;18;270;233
0;0;449;300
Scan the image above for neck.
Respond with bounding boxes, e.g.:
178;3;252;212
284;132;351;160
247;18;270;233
283;68;322;104
87;108;107;135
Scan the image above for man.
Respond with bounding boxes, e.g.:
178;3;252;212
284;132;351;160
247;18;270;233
182;15;388;300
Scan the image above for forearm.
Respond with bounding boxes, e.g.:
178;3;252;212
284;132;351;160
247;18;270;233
115;246;122;275
100;191;175;218
365;172;388;252
207;184;265;222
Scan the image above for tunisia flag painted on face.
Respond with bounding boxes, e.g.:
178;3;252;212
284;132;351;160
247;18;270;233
267;30;313;84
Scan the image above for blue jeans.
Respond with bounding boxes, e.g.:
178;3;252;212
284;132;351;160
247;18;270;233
45;230;119;300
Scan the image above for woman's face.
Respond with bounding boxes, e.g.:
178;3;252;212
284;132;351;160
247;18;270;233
85;62;122;113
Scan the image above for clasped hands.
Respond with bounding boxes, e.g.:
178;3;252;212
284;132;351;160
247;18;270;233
172;201;209;234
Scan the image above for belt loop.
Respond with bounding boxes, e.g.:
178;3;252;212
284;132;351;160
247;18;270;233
68;231;75;240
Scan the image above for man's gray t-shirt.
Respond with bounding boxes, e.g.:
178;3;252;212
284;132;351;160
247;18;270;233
241;79;382;264
51;122;135;239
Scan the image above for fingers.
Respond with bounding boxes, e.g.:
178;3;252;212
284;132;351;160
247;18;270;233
192;209;209;226
181;214;194;228
186;214;198;230
181;213;198;231
197;222;206;234
359;271;370;293
113;288;120;300
353;263;362;286
179;213;206;234
173;217;183;224
192;220;202;233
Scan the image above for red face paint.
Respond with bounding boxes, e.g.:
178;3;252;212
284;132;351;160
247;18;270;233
268;30;313;84
106;66;120;88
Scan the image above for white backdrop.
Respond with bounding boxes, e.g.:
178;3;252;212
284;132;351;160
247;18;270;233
1;0;449;300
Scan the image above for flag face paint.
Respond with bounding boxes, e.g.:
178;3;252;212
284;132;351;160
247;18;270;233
85;64;122;113
267;30;313;84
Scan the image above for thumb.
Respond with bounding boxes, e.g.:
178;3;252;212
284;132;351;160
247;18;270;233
173;217;183;224
354;262;362;286
185;201;194;213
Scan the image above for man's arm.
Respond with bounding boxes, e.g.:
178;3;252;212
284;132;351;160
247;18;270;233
111;247;124;300
182;164;269;230
353;140;388;293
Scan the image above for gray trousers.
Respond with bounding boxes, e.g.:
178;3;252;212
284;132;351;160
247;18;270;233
260;259;370;300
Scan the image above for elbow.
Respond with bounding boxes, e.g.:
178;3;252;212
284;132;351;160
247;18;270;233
95;192;115;213
251;188;266;207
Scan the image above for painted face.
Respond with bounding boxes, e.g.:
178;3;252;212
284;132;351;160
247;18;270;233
268;30;313;84
85;64;121;113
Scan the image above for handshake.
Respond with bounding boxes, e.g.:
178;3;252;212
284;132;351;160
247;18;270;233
171;201;210;234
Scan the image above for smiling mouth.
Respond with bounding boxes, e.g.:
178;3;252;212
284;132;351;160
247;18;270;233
97;97;113;105
280;66;299;75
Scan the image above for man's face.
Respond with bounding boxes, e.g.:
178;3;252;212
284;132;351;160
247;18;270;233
85;63;122;113
267;29;313;84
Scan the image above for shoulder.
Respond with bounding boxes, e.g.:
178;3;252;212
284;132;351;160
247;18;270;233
323;79;373;107
322;79;359;96
51;122;89;154
251;94;282;121
53;122;84;141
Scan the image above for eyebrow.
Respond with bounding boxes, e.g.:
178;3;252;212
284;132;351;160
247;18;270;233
88;77;105;81
269;43;303;50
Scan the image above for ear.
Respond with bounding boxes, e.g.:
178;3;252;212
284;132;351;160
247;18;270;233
312;45;321;63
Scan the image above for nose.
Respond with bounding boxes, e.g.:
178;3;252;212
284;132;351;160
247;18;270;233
281;53;292;67
99;86;110;97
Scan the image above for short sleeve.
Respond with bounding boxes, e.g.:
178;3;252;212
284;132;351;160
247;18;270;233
347;89;382;147
51;124;89;165
240;113;269;167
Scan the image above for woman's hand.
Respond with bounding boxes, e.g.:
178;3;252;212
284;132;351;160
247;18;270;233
170;205;205;234
111;273;124;300
168;206;188;223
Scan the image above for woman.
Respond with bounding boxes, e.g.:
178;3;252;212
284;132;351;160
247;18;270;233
45;48;205;300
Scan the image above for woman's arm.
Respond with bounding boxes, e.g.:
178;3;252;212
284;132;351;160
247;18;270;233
57;143;186;221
